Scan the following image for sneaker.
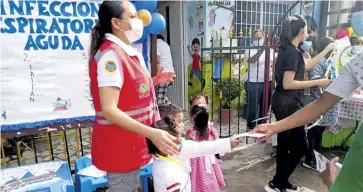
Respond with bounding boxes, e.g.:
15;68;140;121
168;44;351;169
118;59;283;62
285;182;301;192
264;181;287;192
188;81;192;86
302;160;318;172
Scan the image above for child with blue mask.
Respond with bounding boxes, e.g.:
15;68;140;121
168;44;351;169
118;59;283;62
303;37;339;171
350;36;362;55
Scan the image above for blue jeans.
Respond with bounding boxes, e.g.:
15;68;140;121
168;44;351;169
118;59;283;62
213;58;224;80
244;81;272;129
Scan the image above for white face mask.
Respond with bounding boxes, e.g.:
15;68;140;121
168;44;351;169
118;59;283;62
252;39;264;46
351;45;362;54
123;18;144;43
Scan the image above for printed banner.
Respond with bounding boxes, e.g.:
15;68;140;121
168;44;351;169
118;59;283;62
0;0;100;130
0;161;74;192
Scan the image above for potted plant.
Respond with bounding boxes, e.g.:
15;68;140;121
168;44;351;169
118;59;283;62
215;77;243;122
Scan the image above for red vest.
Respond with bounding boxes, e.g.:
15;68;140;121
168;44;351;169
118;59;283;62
89;40;158;172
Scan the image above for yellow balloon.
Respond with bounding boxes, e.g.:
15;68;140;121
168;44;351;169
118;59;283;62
348;27;353;37
137;9;152;27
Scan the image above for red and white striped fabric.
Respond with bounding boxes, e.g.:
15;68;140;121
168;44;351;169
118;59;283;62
166;182;181;192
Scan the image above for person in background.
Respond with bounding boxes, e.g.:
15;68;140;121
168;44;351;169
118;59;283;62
337;36;362;73
254;50;363;192
244;29;274;130
265;15;333;192
349;36;362;55
189;95;209;108
88;1;178;191
254;2;363;191
302;37;339;171
156;34;176;105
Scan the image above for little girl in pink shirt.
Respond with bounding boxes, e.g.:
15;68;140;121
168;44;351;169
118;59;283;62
186;105;225;192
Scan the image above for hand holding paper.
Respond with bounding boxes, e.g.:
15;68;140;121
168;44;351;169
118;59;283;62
232;132;266;139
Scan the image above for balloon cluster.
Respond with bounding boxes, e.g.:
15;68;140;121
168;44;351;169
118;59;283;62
131;0;166;44
335;27;356;40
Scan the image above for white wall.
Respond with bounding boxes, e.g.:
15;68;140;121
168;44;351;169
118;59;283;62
157;1;185;109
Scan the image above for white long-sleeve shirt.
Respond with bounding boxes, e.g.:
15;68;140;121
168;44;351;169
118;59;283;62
152;138;231;192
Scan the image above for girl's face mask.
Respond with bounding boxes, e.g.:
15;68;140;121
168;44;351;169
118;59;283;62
351;45;362;54
252;39;265;46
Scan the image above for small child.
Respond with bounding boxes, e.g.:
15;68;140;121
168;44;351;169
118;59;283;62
186;105;225;192
147;115;239;192
189;95;209;108
189;95;221;160
158;103;183;124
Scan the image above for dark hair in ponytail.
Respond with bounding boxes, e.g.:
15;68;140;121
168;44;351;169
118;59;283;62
190;105;209;140
88;1;125;67
279;15;306;48
147;115;179;154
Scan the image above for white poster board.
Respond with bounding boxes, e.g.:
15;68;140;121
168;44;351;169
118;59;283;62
0;0;100;130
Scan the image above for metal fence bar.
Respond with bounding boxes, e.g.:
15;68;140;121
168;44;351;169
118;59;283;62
79;128;84;157
31;135;38;163
211;37;215;121
48;132;55;161
219;35;223;136
62;131;71;170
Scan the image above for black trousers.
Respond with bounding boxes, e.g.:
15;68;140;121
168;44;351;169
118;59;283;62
304;125;325;163
271;93;308;188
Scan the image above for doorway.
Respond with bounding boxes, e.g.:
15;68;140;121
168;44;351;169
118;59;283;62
156;1;185;109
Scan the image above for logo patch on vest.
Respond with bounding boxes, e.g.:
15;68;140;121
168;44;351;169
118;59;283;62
105;61;117;72
140;83;148;95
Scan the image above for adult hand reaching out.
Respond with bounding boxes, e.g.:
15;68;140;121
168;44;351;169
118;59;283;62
147;128;180;156
152;66;176;86
320;157;340;189
251;123;278;142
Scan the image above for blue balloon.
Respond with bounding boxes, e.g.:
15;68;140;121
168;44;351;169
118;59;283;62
147;13;166;35
135;0;157;12
135;28;148;44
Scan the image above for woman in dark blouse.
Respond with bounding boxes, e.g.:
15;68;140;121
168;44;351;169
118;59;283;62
265;15;334;192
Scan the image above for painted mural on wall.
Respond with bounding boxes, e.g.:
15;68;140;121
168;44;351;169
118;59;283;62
186;0;246;112
294;0;320;33
185;0;206;100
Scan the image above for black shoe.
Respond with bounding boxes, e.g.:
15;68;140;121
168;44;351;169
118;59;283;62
264;181;287;192
302;160;318;172
285;182;301;192
188;81;192;86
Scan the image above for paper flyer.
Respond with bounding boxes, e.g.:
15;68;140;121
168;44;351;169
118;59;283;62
77;165;106;178
233;132;266;139
314;150;329;172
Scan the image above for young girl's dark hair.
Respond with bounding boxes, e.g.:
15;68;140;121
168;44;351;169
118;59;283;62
279;15;307;48
88;1;125;67
158;104;183;119
189;105;209;140
189;95;209;106
147;115;178;154
315;37;335;57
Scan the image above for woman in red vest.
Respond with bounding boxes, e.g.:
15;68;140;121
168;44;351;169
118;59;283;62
88;1;178;191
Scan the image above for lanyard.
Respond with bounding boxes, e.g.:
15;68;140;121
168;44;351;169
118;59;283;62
155;154;182;166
